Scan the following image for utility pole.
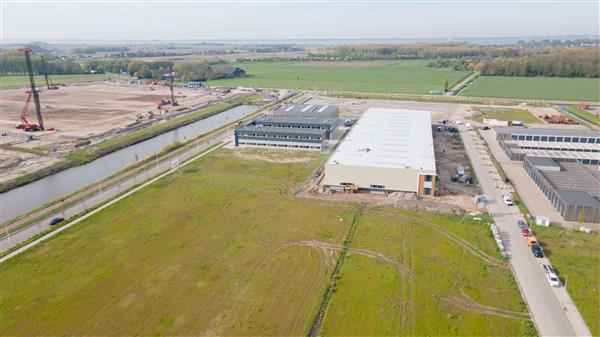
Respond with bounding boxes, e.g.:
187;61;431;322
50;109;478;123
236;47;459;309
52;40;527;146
21;48;45;130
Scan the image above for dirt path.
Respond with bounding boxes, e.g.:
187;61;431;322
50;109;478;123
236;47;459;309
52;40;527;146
444;289;531;320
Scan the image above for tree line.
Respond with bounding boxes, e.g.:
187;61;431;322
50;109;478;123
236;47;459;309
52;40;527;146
428;49;599;78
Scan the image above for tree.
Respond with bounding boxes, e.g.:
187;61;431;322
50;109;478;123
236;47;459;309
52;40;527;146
136;66;153;79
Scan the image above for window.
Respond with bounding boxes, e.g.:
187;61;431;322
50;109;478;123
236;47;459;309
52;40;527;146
425;175;433;182
512;135;518;140
572;137;580;143
564;137;571;142
370;184;385;189
424;188;432;196
340;182;354;186
549;136;556;142
518;135;526;141
556;137;564;142
526;136;533;141
587;138;595;143
533;136;540;141
541;136;548;141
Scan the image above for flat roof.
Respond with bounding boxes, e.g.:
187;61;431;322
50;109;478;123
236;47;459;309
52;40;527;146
495;127;599;138
536;161;600;206
327;108;436;172
274;103;339;118
511;149;600;161
526;157;561;169
255;115;338;125
236;126;326;135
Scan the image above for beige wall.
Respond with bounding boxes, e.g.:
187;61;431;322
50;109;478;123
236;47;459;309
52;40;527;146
323;164;435;193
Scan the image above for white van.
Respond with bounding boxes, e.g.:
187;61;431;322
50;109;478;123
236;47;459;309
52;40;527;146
503;194;514;206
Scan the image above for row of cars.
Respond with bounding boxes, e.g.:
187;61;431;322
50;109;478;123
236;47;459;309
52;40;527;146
517;219;561;287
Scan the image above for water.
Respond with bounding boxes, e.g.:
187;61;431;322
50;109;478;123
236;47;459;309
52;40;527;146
1;105;258;222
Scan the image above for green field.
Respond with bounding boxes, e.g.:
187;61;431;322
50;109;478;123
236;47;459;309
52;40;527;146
468;108;541;124
535;226;600;337
461;76;600;102
0;148;530;336
0;73;125;89
566;106;600;128
206;60;470;95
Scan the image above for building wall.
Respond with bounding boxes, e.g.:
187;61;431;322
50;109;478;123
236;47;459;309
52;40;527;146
237;139;323;151
323;164;435;195
417;174;436;197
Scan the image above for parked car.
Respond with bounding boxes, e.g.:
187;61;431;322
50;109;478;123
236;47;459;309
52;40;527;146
531;244;544;258
526;237;538;246
482;126;490;130
521;228;531;237
49;217;65;226
503;194;514;206
517;219;528;229
543;265;561;287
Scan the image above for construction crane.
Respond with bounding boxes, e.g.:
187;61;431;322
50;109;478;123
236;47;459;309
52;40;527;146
41;55;58;90
169;66;178;106
17;48;45;131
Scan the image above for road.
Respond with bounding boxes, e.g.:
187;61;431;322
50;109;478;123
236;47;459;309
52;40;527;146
0;134;229;254
460;127;591;337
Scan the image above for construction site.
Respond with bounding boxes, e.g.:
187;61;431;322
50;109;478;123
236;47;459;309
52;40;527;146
0;50;255;187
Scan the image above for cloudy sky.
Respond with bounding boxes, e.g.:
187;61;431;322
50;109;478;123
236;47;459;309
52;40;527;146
2;1;599;41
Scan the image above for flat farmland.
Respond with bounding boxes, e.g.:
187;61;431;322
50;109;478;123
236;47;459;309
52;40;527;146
206;60;470;94
0;148;530;336
0;73;125;89
461;76;600;102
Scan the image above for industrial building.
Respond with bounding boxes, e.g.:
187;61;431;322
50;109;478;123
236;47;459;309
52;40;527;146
495;127;600;165
323;108;436;197
523;157;600;223
273;103;339;118
234;103;342;151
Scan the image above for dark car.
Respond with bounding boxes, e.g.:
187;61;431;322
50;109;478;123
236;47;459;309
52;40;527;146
531;244;544;258
517;219;528;229
49;217;65;226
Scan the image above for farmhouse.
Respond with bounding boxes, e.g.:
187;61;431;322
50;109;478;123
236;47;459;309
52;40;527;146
323;108;437;197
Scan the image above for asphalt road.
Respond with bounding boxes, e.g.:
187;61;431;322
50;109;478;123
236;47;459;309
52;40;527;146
460;127;591;337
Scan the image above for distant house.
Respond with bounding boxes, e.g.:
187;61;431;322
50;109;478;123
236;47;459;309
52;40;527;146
232;67;246;77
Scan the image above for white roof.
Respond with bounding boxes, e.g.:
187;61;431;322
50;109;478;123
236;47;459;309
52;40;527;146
328;108;436;172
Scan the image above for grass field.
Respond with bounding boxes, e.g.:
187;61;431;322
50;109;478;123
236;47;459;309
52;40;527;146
206;60;470;95
0;148;530;336
468;108;541;124
534;226;600;337
461;76;600;102
0;73;125;89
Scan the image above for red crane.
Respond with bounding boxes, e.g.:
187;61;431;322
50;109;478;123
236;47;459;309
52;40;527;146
16;48;45;131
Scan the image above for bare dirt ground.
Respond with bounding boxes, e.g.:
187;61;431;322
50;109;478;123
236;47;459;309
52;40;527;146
0;81;247;184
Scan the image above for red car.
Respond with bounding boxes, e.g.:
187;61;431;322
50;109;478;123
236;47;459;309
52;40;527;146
521;228;531;237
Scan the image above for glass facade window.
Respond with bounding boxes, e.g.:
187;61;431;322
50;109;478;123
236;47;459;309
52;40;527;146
572;137;579;143
526;136;533;141
557;137;564;142
518;135;525;140
564;137;571;142
512;135;518;140
541;136;548;141
533;136;540;141
549;136;556;142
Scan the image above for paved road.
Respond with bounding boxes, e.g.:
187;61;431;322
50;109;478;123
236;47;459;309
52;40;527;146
0;135;227;254
460;127;591;337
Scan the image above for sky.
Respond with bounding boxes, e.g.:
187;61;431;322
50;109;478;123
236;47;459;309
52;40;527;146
2;1;599;41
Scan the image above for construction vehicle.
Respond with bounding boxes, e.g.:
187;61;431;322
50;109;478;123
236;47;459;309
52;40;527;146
156;99;171;109
169;66;178;106
540;114;578;125
16;48;51;131
41;55;59;90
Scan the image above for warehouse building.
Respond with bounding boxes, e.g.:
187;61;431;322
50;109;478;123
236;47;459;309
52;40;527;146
323;108;436;197
234;103;342;152
523;157;600;223
495;127;600;165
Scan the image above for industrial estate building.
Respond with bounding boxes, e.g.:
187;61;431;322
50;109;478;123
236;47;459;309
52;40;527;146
234;103;343;151
323;108;436;197
523;157;600;223
495;127;600;165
